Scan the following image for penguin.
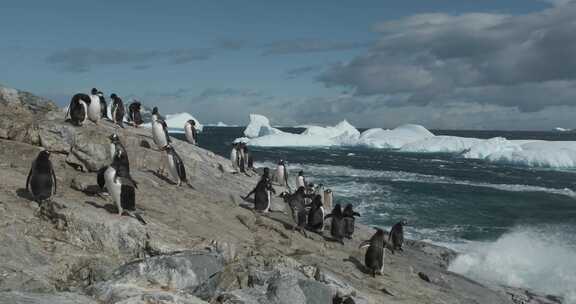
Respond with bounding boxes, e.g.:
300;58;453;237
184;119;198;145
165;145;188;186
110;94;125;128
87;88;102;124
325;204;345;244
151;106;161;122
297;170;306;189
359;229;390;277
280;187;308;233
66;93;90;126
323;189;333;212
389;219;408;253
98;91;108;119
237;143;246;173
104;148;137;215
98;134;132;191
152;114;171;149
275;160;289;189
26;150;57;203
230;143;239;173
128;101;143;127
343;204;361;239
243;168;275;212
243;145;255;173
307;194;325;232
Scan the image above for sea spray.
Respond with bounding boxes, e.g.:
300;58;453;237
449;226;576;303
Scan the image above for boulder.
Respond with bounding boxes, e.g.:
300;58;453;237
0;291;98;304
65;128;111;172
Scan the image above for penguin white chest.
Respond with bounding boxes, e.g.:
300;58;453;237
88;95;101;122
167;154;179;181
79;100;88;124
277;166;285;184
152;121;168;148
104;167;121;205
230;149;238;168
184;124;195;144
297;176;305;188
109;143;116;160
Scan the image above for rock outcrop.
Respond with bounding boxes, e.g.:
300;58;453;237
0;84;562;304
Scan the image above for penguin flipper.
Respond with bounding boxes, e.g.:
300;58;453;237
50;162;57;195
359;240;371;249
97;167;107;189
26;165;33;194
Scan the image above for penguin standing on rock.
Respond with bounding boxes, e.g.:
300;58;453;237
243;168;275;213
343;204;361;239
87;88;102;124
325;204;345;244
280;186;308;233
151;111;171;149
66;93;90;126
26;150;57;203
104;148;137;216
110;94;125;128
128;101;143;127
275;160;289;189
296;170;306;189
389;219;407;253
323;189;333;212
230;143;239;173
359;229;391;277
98;134;130;191
98;91;108;119
307;194;325;233
164;145;189;187
184;119;198;145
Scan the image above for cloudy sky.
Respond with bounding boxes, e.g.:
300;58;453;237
2;0;576;129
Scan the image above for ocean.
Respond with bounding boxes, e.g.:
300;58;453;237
173;127;576;302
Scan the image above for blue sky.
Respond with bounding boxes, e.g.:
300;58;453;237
4;0;576;129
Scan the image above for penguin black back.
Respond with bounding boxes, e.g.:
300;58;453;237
389;219;407;252
307;194;325;232
26;150;57;202
343;204;361;239
326;204;345;244
361;228;386;277
67;93;89;126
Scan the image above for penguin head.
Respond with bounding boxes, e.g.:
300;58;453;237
278;191;290;199
97;91;104;97
374;228;385;238
152;107;158;115
262;167;270;176
110;93;117;99
109;133;120;142
296;186;306;194
343;204;354;215
38;150;51;160
401;219;408;226
298;170;304;176
313;195;322;207
188;119;196;126
91;88;98;95
333;204;342;216
325;189;332;194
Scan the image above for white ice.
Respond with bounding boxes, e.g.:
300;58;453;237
142;112;203;132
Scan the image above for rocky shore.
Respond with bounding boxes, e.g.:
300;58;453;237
0;84;562;303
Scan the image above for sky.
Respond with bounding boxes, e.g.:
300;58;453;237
2;0;576;130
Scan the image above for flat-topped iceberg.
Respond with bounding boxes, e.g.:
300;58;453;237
237;114;576;169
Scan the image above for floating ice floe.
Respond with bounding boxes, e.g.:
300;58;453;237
236;114;576;169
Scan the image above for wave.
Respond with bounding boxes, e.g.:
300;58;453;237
449;226;576;303
254;161;576;198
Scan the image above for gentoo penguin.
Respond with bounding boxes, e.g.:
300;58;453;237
151;106;160;121
389;219;408;253
26;150;57;203
98;91;108;119
165;145;188;186
110;94;125;128
184;119;198;145
343;204;361;239
243;145;255;173
325;204;345;244
66;93;90;126
98;134;131;191
243;168;275;212
128;101;143;127
323;189;333;212
297;170;306;189
280;186;308;233
275;160;289;189
152;114;171;149
230;143;239;173
87;88;102;124
307;194;325;232
359;229;390;277
104;148;137;215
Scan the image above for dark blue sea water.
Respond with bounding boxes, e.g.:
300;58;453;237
173;127;576;301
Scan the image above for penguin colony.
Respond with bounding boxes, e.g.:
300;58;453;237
29;87;406;286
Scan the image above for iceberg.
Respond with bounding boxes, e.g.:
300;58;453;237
244;114;284;138
236;114;576;169
142;112;203;131
358;124;434;149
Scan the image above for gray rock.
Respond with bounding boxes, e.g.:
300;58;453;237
314;268;357;298
0;291;98;304
90;251;224;303
66;128;111;172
